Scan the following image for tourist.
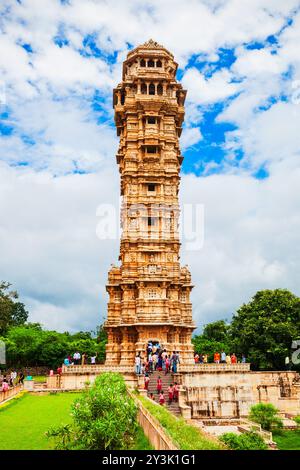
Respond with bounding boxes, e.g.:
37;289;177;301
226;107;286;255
199;354;204;364
148;353;153;372
91;353;97;365
203;354;208;364
242;354;246;364
18;372;24;385
135;353;141;375
214;351;220;364
73;351;81;365
147;342;153;355
173;382;179;402
194;353;199;363
165;355;170;375
157;354;163;371
159;391;165;406
1;378;9;393
231;353;237;364
152;353;158;370
64;357;70;366
221;351;226;363
141;362;146;375
57;366;62;375
81;352;87;366
152;344;157;354
226;354;231;365
168;384;174;404
171;351;179;373
156;376;162;394
144;374;150;390
149;392;155;401
10;370;17;386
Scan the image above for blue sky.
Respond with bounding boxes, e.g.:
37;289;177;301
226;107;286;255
0;0;300;332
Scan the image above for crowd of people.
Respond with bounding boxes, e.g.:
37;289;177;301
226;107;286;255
0;371;25;392
146;377;180;406
63;351;98;367
135;342;180;376
194;351;247;364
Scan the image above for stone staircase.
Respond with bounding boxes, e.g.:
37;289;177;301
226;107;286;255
147;370;181;417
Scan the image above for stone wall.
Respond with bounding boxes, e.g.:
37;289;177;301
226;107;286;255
180;369;300;418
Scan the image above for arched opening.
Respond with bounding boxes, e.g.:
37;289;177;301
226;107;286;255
141;83;147;94
157;84;163;95
140;59;146;67
148;59;154;67
149;83;155;95
120;91;125;105
156;60;162;67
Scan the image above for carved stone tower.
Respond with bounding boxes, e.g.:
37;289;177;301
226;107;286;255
104;40;195;367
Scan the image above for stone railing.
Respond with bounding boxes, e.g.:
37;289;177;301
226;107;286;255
238;418;273;442
180;363;251;373
61;363;250;375
0;384;22;404
129;391;178;450
62;365;134;374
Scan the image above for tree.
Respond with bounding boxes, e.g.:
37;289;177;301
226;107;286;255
192;320;230;361
0;281;28;335
229;289;300;370
202;320;229;342
249;403;283;431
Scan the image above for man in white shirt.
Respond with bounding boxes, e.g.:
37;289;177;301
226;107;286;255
73;351;81;365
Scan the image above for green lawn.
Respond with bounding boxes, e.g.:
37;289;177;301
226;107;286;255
0;392;78;450
0;392;152;450
273;430;300;450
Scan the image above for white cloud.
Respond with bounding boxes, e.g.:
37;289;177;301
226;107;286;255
180;127;202;151
182;68;239;105
181;166;300;329
0;163;119;331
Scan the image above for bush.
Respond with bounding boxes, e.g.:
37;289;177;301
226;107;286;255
47;373;138;450
294;416;300;427
220;431;268;450
249;403;283;431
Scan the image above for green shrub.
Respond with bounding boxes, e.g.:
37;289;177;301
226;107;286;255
47;373;138;450
294;416;300;427
249;403;283;431
220;431;268;450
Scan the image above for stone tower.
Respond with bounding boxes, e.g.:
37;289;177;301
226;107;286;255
104;39;195;367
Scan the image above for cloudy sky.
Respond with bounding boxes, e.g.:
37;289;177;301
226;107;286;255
0;0;300;333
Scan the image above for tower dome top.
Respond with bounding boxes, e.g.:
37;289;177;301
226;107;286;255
127;39;174;60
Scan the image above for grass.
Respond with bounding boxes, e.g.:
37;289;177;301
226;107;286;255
0;392;78;450
136;394;223;450
0;391;153;450
273;429;300;450
131;425;153;450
